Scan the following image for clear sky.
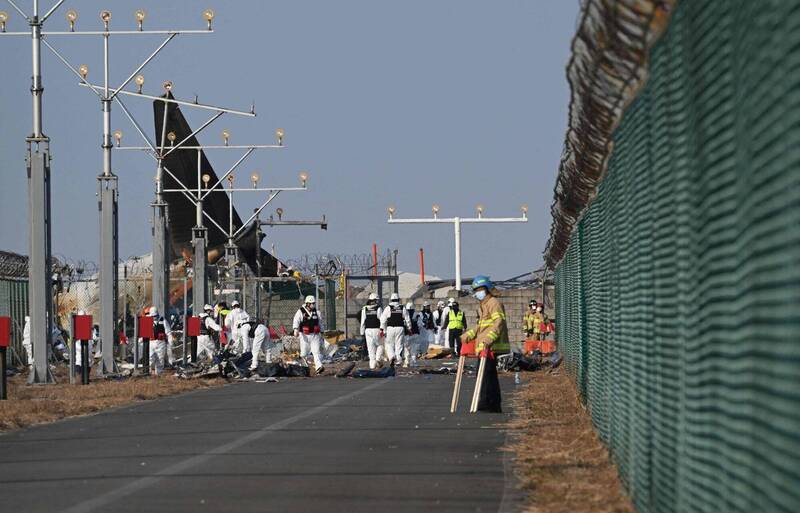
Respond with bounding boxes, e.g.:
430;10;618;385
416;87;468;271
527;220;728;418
0;1;580;280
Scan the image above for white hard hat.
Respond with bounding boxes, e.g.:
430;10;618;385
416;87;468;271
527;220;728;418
437;300;445;307
149;306;158;317
77;310;86;316
447;297;455;305
231;300;240;307
203;304;213;311
423;301;431;307
390;292;400;301
239;313;250;323
368;292;379;301
305;295;316;304
405;302;414;310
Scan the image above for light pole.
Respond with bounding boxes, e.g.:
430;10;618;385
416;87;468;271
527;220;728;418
160;168;309;315
120;129;290;317
1;2;216;377
387;204;529;293
114;104;279;322
0;0;86;383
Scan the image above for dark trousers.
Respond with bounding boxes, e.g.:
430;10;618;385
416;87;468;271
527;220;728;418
477;354;502;413
449;328;463;355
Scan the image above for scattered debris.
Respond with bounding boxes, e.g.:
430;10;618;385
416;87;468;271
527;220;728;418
419;367;455;375
352;364;396;378
421;345;453;359
335;362;356;378
252;377;279;383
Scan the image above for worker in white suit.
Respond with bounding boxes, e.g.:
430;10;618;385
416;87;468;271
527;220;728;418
22;315;32;367
380;292;405;365
148;306;171;375
250;322;271;371
402;302;420;368
197;304;221;361
418;302;436;354
438;297;455;348
433;300;446;346
226;300;248;354
292;295;325;374
236;312;253;355
360;293;384;369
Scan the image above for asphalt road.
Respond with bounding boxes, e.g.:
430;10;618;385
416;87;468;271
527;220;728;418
0;369;519;513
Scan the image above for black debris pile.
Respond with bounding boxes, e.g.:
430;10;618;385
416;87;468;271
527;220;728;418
352;363;396;378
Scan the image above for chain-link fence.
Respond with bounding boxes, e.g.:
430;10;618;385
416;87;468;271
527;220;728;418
553;2;800;512
0;278;28;367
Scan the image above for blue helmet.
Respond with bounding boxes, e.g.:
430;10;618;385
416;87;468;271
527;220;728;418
471;275;493;291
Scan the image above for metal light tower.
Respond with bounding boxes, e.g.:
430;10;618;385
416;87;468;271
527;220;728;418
387;204;529;293
2;2;217;377
188;170;310;271
118;128;292;317
0;0;77;383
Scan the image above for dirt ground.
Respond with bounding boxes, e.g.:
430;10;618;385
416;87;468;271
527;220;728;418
0;368;223;432
507;370;635;513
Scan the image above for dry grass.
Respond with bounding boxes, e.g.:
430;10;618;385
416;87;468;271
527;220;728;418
1;368;222;432
507;370;634;513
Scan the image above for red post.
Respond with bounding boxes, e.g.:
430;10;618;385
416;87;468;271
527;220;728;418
0;316;9;400
372;242;378;278
419;248;425;286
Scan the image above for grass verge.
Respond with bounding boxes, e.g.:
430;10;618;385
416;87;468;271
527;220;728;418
1;368;223;432
507;370;635;513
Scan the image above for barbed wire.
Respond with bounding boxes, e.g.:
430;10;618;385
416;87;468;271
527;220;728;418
285;250;398;277
543;0;675;268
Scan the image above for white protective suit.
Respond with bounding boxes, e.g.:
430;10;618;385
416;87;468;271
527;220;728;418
249;324;271;370
360;303;384;369
418;309;436;354
433;308;446;346
380;302;406;364
438;305;452;348
197;313;221;361
148;316;171;374
227;306;252;354
292;305;325;371
402;307;420;367
22;316;32;365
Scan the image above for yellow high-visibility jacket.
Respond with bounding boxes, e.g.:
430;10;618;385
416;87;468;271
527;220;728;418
523;310;538;332
463;294;508;351
532;312;544;333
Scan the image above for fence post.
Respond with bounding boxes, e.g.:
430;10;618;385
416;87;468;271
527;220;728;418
133;311;139;373
121;265;128;363
343;271;349;339
183;276;188;365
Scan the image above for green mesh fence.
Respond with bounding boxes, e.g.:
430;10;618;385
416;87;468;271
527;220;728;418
554;2;800;512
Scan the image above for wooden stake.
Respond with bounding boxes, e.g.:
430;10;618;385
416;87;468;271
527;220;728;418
450;354;466;413
470;355;487;413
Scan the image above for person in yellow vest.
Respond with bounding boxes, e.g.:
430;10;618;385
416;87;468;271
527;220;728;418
535;304;547;340
532;304;545;340
442;301;468;356
214;302;231;349
523;300;538;339
461;275;506;412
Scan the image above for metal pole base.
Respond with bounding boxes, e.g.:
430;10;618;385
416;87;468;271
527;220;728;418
81;341;90;385
98;174;119;378
141;338;150;376
1;348;7;400
27;142;56;385
192;228;208;317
